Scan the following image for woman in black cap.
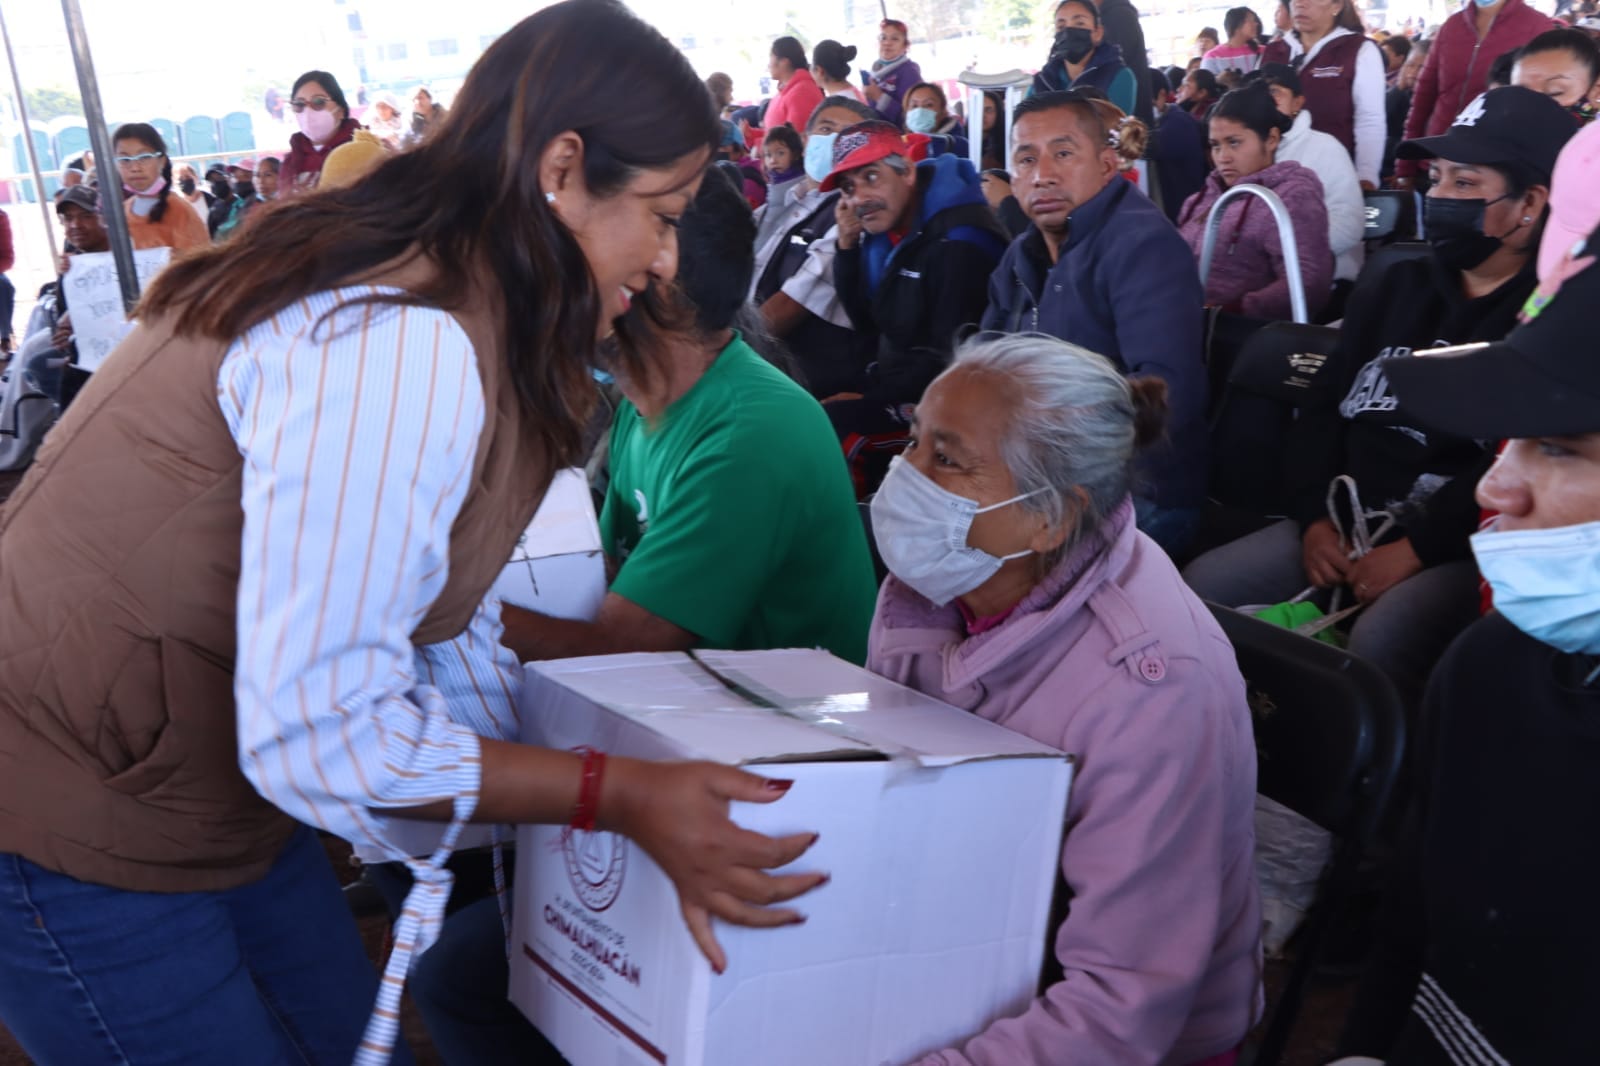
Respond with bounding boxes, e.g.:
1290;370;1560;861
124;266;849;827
1329;218;1600;1066
1184;85;1578;712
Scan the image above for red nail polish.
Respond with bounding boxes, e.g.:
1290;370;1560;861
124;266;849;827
764;778;794;792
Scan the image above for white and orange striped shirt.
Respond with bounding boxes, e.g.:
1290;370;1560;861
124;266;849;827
219;288;521;1063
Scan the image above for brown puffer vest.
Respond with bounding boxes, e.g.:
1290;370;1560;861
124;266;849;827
0;284;550;893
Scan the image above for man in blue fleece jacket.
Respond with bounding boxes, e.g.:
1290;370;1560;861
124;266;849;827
983;91;1208;556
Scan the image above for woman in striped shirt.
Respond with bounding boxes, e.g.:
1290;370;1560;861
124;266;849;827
0;3;822;1065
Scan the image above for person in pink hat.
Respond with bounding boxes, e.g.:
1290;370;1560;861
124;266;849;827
1537;117;1600;280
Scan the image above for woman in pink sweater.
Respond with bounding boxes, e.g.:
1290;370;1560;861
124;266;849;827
1178;82;1332;319
867;333;1262;1066
763;36;825;136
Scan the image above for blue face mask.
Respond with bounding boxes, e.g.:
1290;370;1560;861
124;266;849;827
1472;519;1600;655
905;107;938;134
1472;0;1497;8
804;132;838;183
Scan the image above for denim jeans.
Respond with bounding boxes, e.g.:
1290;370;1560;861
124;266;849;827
1182;518;1483;709
0;826;411;1066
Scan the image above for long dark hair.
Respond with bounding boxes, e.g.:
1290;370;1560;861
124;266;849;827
612;167;801;384
1211;81;1293;142
1224;7;1261;54
141;0;719;468
112;123;174;225
1332;0;1364;33
292;70;350;123
812;40;858;82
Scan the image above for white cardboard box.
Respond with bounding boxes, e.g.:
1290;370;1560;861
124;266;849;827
492;467;607;622
509;648;1073;1066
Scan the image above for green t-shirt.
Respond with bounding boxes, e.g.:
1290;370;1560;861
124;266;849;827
603;335;878;664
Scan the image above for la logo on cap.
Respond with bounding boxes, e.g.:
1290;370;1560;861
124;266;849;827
1454;94;1489;128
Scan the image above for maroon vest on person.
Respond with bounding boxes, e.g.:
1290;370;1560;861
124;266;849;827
1299;33;1367;160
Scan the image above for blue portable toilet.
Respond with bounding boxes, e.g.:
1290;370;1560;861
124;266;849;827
11;125;58;203
220;111;255;156
182;114;221;171
149;117;183;156
51;116;91;181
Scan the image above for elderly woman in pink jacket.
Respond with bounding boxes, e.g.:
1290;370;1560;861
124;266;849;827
867;332;1262;1066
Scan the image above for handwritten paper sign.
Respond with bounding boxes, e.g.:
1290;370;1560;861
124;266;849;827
64;248;172;372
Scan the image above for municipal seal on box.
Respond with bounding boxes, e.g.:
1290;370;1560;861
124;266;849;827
564;829;628;912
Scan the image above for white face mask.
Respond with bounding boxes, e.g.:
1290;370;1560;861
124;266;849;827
870;455;1046;607
905;107;938;134
297;107;340;145
1471;519;1600;656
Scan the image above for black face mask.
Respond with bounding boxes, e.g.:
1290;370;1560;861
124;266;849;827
234;180;256;199
1424;193;1512;271
1051;27;1096;64
209;178;231;199
178;177;196;195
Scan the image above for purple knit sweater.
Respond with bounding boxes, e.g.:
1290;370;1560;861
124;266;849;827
1177;160;1333;320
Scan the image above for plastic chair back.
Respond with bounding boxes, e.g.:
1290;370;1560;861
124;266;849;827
1206;604;1405;1064
1207;323;1340;515
1362;190;1409;244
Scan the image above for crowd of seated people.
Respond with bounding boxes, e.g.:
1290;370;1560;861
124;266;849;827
3;2;1599;1064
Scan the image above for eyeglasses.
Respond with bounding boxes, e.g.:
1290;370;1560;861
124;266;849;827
290;95;334;113
115;152;164;166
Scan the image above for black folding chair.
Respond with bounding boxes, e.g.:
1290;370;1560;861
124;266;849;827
1207;321;1341;516
1353;241;1431;295
1206;604;1406;1066
1361;190;1411;245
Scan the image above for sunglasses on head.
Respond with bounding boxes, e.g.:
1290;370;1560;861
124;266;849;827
290;95;335;113
115;152;164;166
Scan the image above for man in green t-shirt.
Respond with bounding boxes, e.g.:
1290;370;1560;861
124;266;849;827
501;169;878;665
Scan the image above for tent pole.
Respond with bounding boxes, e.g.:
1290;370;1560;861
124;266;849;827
0;1;60;265
60;0;139;312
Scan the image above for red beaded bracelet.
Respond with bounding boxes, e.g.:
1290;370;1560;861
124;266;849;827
570;746;607;832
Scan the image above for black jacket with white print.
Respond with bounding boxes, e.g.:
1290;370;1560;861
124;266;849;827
1283;254;1537;567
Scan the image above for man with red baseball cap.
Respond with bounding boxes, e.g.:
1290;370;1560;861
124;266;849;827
818;120;1008;492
